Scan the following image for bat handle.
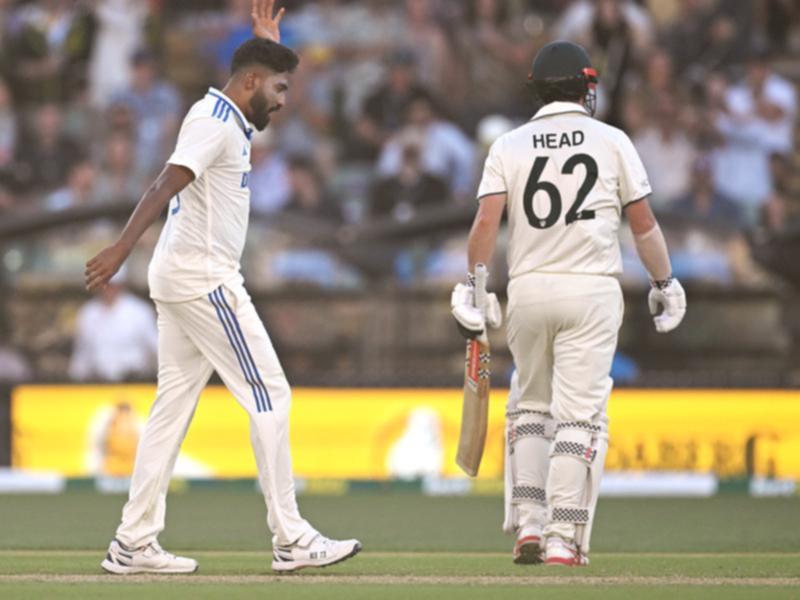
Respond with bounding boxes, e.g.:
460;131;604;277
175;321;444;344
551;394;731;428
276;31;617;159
474;263;488;314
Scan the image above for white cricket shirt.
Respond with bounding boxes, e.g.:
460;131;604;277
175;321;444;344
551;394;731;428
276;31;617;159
148;87;254;302
478;101;651;279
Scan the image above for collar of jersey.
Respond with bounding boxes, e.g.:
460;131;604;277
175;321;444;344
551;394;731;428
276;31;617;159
207;87;254;140
530;101;588;121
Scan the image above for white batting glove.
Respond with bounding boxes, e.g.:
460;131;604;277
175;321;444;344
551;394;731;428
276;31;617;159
451;274;502;340
648;277;686;333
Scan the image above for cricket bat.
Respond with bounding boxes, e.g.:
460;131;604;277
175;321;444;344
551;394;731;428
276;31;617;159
456;264;491;477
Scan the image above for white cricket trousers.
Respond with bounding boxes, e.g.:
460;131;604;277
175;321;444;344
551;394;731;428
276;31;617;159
115;280;316;549
507;272;623;543
506;272;623;422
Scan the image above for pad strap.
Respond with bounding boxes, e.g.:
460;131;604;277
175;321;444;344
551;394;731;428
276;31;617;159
506;408;550;419
508;412;554;455
550;505;590;525
511;485;547;506
556;421;602;434
551;441;597;465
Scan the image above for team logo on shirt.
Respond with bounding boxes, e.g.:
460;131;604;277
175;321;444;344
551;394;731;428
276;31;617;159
241;173;249;188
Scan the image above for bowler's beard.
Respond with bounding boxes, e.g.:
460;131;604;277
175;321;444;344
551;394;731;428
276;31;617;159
250;90;272;131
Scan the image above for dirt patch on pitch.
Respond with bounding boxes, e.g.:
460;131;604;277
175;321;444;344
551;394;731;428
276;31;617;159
2;574;799;586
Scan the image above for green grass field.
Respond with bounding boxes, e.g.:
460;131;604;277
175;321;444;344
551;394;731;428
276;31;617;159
0;490;798;598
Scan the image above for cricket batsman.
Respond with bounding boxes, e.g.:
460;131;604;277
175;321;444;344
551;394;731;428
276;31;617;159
85;1;360;574
451;41;686;566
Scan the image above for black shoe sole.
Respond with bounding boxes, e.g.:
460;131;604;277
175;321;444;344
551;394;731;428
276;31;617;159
514;542;543;565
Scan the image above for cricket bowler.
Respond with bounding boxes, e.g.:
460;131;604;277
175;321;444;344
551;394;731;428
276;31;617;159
85;1;360;574
451;41;686;566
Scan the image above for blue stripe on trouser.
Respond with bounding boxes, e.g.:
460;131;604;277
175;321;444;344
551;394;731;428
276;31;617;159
209;288;268;412
212;288;270;412
217;290;273;411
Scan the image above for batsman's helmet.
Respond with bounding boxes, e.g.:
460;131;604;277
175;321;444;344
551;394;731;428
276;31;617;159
528;41;598;116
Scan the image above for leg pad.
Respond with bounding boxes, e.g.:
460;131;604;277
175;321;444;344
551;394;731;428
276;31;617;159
512;485;547;506
549;505;590;525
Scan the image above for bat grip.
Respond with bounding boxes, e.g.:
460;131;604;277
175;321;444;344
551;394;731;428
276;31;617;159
474;263;488;314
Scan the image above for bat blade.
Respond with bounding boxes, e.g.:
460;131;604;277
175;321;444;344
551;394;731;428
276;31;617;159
456;336;491;477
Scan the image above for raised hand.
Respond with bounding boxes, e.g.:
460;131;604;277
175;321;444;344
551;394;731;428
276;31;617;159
251;0;285;43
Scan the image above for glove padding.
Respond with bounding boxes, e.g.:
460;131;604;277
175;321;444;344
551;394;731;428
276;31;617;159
451;282;502;340
648;278;686;333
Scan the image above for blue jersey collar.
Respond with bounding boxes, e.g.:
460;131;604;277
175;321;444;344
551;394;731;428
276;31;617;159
208;87;254;139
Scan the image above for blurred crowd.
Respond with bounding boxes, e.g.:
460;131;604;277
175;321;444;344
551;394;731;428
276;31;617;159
0;0;798;291
0;0;796;383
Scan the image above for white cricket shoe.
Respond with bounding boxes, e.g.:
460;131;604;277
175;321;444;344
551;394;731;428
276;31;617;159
271;534;362;572
513;526;543;565
544;536;589;567
101;539;198;574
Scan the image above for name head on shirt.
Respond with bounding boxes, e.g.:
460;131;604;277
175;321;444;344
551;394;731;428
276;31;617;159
532;131;585;150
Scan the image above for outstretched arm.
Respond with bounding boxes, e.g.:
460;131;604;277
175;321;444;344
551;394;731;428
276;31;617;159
84;165;194;292
251;0;285;43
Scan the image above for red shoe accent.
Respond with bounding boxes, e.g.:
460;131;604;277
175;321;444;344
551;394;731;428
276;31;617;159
545;555;576;566
544;552;588;567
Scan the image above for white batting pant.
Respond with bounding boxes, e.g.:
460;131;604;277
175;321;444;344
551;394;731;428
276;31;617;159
115;279;316;549
506;272;623;544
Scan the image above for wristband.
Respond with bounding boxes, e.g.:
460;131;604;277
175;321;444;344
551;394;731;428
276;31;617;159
652;277;673;290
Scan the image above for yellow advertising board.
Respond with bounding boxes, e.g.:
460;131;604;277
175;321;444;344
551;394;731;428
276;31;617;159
11;386;800;479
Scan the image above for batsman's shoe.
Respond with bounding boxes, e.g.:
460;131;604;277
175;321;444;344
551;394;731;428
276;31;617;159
513;527;543;565
272;534;362;572
544;536;588;567
101;539;198;574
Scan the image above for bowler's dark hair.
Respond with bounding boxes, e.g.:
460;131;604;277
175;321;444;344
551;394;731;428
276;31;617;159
231;38;299;75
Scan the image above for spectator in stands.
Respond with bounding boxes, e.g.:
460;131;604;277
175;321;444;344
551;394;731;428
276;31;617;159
625;47;692;113
377;92;476;201
87;0;148;108
671;156;742;227
369;140;449;221
282;156;343;224
69;268;157;382
354;50;431;160
761;153;795;234
404;0;456;94
249;129;291;215
269;48;334;160
709;47;797;225
459;0;538;124
632;94;696;209
93;133;144;203
111;49;182;175
4;0;93;104
555;0;653;125
45;159;97;211
763;0;797;54
14;103;83;193
731;45;797;155
105;101;137;139
664;0;753;81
